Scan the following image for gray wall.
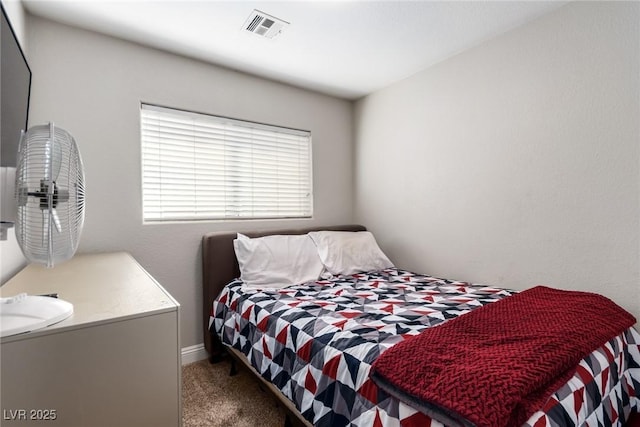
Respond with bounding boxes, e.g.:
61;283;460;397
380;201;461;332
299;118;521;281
354;1;640;320
25;15;354;348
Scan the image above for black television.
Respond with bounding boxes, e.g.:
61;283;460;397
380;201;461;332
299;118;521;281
1;2;31;167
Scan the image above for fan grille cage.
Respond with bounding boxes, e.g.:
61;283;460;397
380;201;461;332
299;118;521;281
15;123;85;267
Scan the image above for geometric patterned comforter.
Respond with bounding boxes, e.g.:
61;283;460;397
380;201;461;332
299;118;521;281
210;268;640;427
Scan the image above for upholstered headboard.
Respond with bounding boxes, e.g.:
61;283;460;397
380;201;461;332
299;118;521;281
201;224;366;355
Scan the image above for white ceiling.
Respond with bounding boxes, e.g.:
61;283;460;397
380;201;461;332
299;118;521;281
22;0;568;100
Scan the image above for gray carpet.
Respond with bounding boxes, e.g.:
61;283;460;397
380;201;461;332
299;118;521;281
182;358;286;427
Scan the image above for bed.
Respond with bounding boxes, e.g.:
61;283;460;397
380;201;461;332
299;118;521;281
202;224;640;427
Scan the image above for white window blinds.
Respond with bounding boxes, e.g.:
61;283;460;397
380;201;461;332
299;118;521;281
140;104;313;222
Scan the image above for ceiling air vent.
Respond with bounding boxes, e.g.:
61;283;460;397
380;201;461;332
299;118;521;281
243;10;289;39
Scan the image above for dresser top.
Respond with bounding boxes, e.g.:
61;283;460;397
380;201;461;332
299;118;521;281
1;252;179;342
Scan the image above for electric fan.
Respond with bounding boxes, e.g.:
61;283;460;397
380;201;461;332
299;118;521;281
14;122;85;267
0;122;84;338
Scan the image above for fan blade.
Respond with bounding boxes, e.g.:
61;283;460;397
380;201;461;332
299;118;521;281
51;209;62;233
51;138;63;180
56;188;70;204
43;123;63;181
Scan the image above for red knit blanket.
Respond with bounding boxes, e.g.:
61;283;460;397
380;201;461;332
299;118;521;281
370;286;636;427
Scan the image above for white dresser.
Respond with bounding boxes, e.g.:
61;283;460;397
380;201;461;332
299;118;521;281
0;252;181;427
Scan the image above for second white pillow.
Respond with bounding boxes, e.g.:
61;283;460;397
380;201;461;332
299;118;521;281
308;231;394;276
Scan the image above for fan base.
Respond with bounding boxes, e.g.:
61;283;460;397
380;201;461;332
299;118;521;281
0;294;73;338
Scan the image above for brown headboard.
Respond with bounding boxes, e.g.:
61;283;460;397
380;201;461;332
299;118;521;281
202;224;366;355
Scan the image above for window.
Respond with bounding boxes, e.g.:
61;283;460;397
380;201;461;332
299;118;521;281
140;104;312;222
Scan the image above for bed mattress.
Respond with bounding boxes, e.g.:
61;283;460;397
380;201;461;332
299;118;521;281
210;268;640;426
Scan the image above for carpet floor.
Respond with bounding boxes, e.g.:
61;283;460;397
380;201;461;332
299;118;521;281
182;358;286;427
183;359;640;426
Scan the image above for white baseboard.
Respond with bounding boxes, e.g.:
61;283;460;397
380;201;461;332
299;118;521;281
181;343;208;365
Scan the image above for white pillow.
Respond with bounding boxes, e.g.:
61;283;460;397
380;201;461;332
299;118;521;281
308;231;394;276
233;233;324;289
